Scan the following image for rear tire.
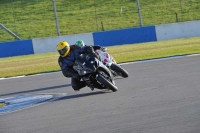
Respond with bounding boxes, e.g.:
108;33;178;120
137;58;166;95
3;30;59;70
96;75;118;92
111;64;129;78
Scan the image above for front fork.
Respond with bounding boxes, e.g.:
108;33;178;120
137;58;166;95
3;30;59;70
106;63;118;77
96;71;115;86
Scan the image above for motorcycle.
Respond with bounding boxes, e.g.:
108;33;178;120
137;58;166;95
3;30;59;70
95;49;129;78
73;53;118;92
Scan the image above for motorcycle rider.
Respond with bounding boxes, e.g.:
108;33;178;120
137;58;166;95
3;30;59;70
56;41;100;91
75;40;107;52
75;40;85;47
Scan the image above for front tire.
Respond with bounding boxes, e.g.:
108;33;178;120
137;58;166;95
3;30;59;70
96;75;118;92
111;64;129;78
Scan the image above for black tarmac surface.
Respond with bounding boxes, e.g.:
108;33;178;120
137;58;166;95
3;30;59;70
0;55;200;133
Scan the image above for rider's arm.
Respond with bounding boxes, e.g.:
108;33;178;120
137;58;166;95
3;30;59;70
82;46;95;54
93;46;101;51
58;57;79;79
82;46;100;59
93;45;107;52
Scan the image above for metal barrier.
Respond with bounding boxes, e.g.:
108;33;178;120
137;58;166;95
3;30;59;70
0;23;21;40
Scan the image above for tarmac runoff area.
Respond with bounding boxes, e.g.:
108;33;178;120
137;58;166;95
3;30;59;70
0;93;66;115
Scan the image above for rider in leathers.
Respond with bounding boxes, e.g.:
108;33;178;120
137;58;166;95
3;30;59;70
56;41;100;91
75;40;107;52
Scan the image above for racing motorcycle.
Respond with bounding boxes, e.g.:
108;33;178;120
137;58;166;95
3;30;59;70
95;49;129;78
73;53;118;92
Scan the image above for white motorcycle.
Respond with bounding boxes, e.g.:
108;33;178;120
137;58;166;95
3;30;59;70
95;49;129;78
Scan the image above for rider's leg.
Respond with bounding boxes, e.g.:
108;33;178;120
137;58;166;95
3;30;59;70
71;78;86;91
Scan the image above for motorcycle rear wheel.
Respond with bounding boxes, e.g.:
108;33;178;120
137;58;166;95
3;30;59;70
111;64;129;78
96;75;118;92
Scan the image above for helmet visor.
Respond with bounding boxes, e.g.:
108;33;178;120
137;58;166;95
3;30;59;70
58;46;68;56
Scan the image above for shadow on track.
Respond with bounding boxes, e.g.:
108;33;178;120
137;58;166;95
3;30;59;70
56;90;112;101
0;84;71;97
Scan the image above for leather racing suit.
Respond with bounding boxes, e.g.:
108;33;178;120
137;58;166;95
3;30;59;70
58;45;99;91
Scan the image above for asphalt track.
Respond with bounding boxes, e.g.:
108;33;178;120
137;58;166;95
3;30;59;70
0;55;200;133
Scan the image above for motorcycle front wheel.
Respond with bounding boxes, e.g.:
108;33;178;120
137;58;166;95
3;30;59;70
111;64;129;78
96;75;118;92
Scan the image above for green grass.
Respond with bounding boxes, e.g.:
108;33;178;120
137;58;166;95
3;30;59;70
0;36;200;78
0;0;200;42
110;37;200;62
